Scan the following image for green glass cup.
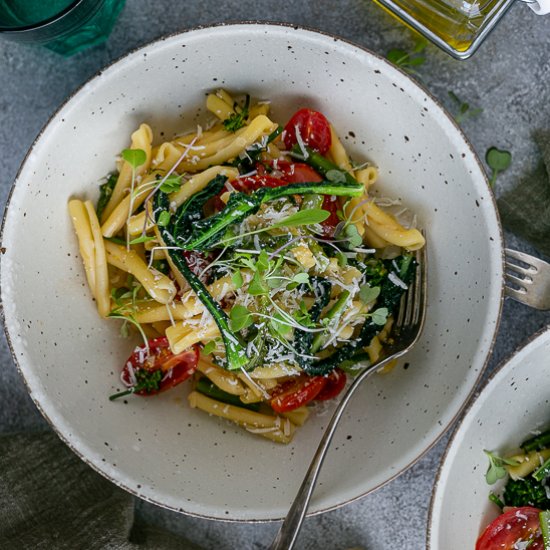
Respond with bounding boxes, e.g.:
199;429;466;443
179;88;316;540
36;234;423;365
0;0;126;56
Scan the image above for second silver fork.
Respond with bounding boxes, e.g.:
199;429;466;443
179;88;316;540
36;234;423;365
505;248;550;310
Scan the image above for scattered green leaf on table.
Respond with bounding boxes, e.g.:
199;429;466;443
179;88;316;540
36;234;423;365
486;147;512;187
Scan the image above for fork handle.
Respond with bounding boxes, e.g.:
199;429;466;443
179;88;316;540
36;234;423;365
269;362;383;550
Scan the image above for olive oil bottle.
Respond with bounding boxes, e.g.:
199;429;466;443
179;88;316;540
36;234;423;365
374;0;549;58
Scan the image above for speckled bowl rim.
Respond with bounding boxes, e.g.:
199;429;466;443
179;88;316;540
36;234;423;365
0;21;505;523
426;324;550;548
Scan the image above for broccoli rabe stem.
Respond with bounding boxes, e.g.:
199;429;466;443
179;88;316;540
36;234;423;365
292;145;360;187
521;429;550;453
183;179;364;251
154;189;249;372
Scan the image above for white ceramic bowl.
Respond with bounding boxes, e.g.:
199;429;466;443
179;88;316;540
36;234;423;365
0;23;503;521
428;326;550;548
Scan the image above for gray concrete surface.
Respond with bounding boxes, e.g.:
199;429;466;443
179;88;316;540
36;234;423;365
1;1;549;548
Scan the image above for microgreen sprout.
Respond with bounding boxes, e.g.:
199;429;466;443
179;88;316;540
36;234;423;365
159;173;183;193
157;211;172;227
334;221;362;249
485;147;512;187
201;339;220;356
223;94;250;132
229;304;253;332
484;450;520;485
359;284;381;304
369;307;389;326
109;369;162;401
121;148;147;250
231;269;244;289
128;235;156;245
448;91;482;124
109;279;149;352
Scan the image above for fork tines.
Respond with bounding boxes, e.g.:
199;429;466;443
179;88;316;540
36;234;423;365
504;248;550;310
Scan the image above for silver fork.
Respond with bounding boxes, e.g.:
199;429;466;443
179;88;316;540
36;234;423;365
505;248;550;310
269;246;428;550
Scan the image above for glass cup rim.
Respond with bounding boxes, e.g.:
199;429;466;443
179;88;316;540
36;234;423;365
0;0;86;34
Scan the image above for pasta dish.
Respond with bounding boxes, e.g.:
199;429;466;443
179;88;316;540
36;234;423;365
69;90;425;444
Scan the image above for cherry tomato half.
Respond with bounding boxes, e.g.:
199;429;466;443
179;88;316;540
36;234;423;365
270;161;323;184
270;375;327;413
315;369;347;401
283;108;332;155
476;507;544;550
121;337;199;396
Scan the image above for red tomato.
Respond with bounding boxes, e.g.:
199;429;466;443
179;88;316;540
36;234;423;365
315;369;347;401
270;375;327;413
283;108;332;155
232;174;287;193
476;507;544;550
319;195;340;236
121;337;199;396
271;161;323;184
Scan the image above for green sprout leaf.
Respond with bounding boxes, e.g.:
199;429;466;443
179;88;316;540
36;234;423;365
273;208;330;228
286;272;310;290
369;307;389;326
231;269;244;289
335;251;348;267
270;312;292;338
248;271;269;296
223;94;250;132
326;169;347;183
202;338;221;356
255;249;270;272
292;272;309;285
484;450;520;485
157;211;172;227
121;148;147;170
345;224;363;248
359;284;381;304
294;301;315;328
229;304;253;332
159;174;183;193
128;235;156;245
486;147;512;187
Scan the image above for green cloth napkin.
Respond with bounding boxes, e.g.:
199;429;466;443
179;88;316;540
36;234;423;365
0;432;199;550
498;130;550;258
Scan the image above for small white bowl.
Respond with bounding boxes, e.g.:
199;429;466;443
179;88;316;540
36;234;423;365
0;23;503;521
428;325;550;548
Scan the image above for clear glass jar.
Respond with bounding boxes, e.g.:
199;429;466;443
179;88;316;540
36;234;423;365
0;0;126;56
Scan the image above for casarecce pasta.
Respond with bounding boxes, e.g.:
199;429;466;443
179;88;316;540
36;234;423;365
69;90;425;444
